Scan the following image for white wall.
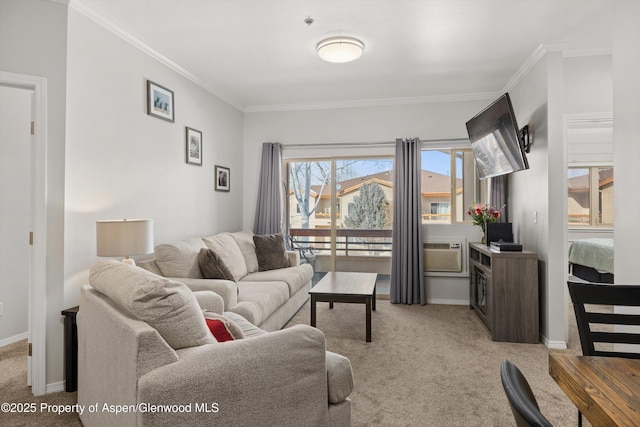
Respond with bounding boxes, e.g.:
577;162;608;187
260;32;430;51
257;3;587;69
0;0;68;387
500;50;567;348
613;0;640;284
64;7;245;314
564;55;613;114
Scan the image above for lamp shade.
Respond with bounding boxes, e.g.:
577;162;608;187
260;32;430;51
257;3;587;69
96;219;154;258
317;36;364;63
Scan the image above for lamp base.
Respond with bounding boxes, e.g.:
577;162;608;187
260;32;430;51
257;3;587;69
121;258;136;266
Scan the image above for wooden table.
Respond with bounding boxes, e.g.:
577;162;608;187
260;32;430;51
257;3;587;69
549;353;640;427
309;272;377;342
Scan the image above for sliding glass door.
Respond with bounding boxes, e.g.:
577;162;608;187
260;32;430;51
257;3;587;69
287;157;393;274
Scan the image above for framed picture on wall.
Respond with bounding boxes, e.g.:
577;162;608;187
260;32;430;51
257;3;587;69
185;127;202;165
146;80;174;122
215;165;230;192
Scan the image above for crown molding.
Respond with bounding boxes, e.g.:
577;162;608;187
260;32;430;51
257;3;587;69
68;0;244;111
244;91;500;113
502;43;564;93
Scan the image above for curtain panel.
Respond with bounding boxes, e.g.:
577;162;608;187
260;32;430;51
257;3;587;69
390;138;426;305
489;174;509;222
253;142;284;235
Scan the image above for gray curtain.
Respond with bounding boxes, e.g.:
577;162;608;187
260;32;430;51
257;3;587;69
253;142;284;235
489;175;509;222
391;138;426;305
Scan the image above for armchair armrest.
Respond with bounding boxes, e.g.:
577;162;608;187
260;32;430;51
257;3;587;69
170;277;238;310
138;325;331;426
192;291;224;314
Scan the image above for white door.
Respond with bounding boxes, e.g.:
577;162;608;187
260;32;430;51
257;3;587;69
0;84;33;382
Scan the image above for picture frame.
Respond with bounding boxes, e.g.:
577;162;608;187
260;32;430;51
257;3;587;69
185;127;202;166
147;80;174;122
215;165;230;192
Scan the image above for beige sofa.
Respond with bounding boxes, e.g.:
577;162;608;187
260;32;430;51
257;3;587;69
138;230;313;331
78;260;353;427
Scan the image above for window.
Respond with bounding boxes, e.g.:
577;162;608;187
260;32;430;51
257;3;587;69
421;148;483;224
568;166;614;227
287;158;393;257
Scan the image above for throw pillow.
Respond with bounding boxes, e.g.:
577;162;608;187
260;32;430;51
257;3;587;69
89;260;215;349
230;230;260;274
154;237;207;278
197;248;234;280
253;233;289;271
202;233;248;281
203;311;245;342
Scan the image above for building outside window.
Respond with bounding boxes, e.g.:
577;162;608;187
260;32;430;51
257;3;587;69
568;166;614;227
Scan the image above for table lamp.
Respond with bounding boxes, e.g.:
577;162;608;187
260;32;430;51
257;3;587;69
96;219;154;266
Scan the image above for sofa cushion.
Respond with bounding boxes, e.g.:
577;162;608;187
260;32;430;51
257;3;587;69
197;248;234;280
203;233;248;281
203;311;245;342
230;230;260;274
154;237;207;278
89;260;215;349
242;264;313;296
253;233;289;271
227;281;289;327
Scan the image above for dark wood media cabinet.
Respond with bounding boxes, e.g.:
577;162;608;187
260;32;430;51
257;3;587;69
468;242;539;343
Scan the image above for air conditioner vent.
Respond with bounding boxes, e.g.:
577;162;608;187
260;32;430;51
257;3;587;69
423;241;463;273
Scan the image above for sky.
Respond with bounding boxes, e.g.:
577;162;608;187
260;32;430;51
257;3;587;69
290;151;463;186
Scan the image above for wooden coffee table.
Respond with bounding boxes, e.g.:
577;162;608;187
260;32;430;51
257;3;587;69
309;272;377;342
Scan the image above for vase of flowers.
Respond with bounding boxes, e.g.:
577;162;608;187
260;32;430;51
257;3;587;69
467;204;504;245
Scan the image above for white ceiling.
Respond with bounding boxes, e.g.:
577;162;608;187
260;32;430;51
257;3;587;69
71;0;613;112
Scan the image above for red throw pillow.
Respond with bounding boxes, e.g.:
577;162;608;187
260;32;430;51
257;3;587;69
205;318;235;342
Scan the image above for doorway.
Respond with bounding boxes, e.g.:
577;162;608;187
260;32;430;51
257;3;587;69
0;71;48;395
0;85;31;356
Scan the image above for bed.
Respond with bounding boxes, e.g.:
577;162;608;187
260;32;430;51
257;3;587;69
568;238;614;283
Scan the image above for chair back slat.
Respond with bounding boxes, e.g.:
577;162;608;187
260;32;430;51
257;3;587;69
590;331;640;345
568;281;640;358
584;312;640;326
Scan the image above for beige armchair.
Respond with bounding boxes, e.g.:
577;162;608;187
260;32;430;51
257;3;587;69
77;261;353;427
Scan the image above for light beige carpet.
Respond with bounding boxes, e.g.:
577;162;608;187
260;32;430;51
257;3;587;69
0;301;586;426
286;300;585;427
0;340;81;427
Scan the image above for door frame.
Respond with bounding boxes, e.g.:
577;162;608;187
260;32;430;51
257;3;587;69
0;71;48;396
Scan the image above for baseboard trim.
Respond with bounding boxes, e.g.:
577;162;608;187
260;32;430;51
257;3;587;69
427;298;469;306
0;332;28;348
46;381;65;394
542;334;567;350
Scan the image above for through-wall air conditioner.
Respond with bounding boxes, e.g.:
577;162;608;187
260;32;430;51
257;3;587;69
424;241;463;273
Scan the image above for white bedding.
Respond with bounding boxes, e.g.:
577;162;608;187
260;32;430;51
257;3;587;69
568;238;614;274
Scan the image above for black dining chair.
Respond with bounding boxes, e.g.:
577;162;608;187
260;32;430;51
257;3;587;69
500;360;553;427
567;281;640;426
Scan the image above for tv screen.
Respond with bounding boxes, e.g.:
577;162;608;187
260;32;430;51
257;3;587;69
465;93;529;180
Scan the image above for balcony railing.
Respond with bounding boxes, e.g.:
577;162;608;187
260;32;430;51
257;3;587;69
421;213;450;221
289;228;392;256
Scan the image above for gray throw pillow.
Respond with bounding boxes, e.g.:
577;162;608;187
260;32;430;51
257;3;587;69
253;233;289;271
198;248;234;280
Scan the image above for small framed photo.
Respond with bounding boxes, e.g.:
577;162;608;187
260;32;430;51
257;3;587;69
147;80;174;122
215;165;230;192
185;127;202;165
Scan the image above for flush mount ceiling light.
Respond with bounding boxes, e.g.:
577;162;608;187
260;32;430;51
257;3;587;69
316;36;364;63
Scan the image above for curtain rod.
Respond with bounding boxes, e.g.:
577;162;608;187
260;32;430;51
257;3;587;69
282;138;469;149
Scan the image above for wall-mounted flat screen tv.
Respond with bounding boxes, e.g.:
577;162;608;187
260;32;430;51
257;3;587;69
465;93;529;180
